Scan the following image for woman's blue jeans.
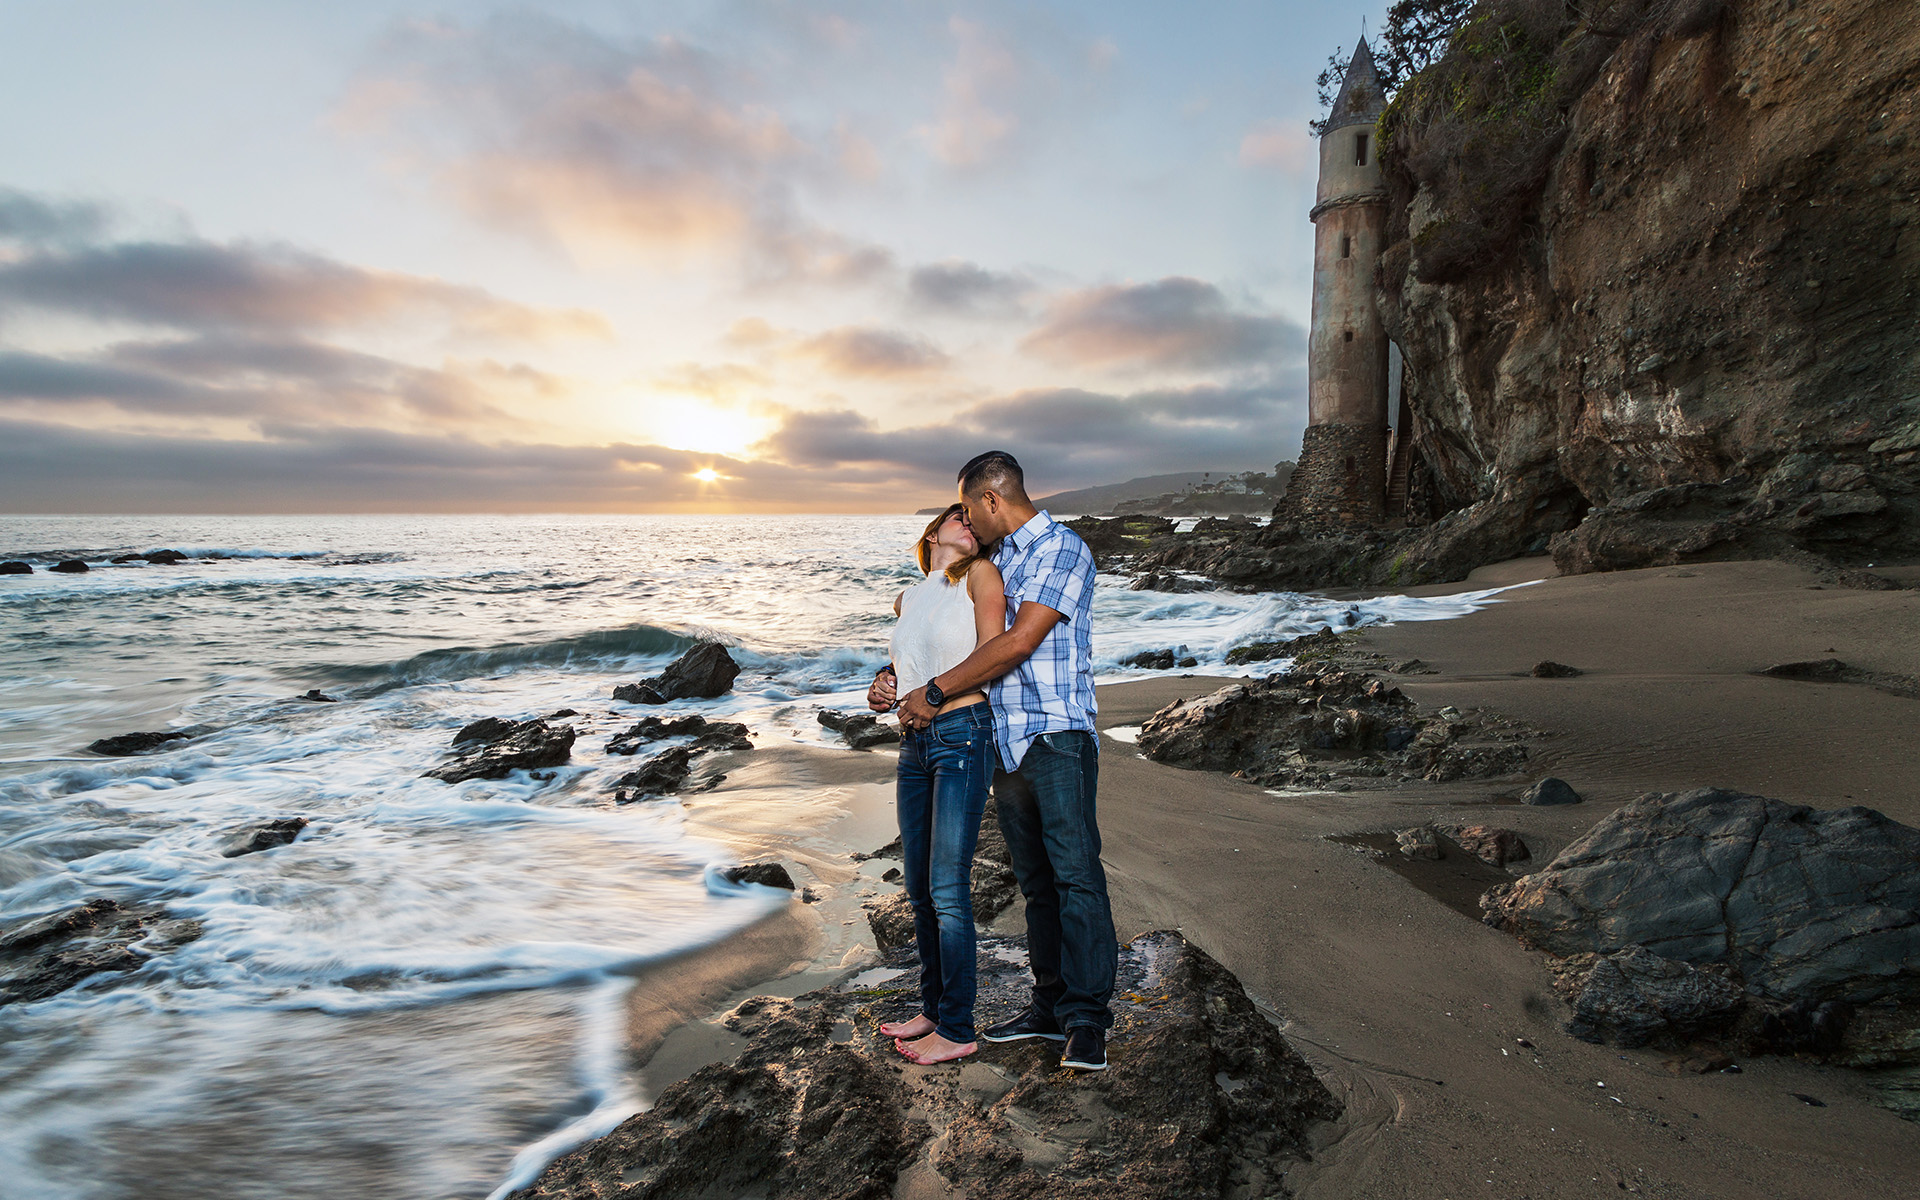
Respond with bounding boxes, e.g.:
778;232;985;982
895;702;993;1043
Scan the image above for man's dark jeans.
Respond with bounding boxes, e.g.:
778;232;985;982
896;702;995;1043
995;729;1115;1033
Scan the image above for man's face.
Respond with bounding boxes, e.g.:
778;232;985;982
958;487;997;541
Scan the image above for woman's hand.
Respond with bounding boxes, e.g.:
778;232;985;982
867;667;898;711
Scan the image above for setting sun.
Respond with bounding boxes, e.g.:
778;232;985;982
691;468;721;483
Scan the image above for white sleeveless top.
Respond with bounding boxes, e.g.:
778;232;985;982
890;572;979;697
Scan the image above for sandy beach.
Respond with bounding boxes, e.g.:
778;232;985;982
621;555;1920;1199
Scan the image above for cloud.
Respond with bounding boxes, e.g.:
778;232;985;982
0;334;544;429
348;14;894;287
793;326;950;378
0;188;112;245
919;19;1025;168
0;417;922;513
651;361;770;400
1020;277;1301;372
1238;119;1311;171
0;237;608;341
754;376;1303;490
906;260;1033;317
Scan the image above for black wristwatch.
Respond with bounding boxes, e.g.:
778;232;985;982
924;678;945;707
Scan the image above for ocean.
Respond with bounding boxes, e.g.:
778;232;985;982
0;513;1515;1199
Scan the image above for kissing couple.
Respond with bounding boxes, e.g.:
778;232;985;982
866;450;1117;1072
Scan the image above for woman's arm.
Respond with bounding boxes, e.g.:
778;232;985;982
966;559;1005;649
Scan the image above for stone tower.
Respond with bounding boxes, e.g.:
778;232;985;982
1283;39;1391;531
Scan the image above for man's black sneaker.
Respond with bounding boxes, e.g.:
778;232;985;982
980;1006;1065;1043
1061;1027;1107;1072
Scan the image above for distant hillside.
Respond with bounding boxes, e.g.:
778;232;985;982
1035;466;1294;517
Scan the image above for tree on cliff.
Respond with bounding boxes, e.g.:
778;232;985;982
1310;0;1474;134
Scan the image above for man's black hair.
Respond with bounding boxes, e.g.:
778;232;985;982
957;450;1026;498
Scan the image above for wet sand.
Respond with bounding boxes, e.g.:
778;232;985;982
608;557;1920;1197
1095;557;1920;1199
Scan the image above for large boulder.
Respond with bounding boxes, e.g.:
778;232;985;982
1556;946;1748;1048
511;931;1338;1200
1484;788;1920;1006
49;559;89;574
86;725;216;756
424;720;575;784
613;642;740;705
1;561;33;574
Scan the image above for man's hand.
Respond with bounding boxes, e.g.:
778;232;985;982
867;667;898;712
899;685;937;730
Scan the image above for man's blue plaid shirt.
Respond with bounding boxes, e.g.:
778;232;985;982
987;511;1098;772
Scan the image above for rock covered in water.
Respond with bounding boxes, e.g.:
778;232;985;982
817;709;900;750
143;549;187;564
722;862;796;890
1483;788;1920;1006
0;561;31;574
1137;663;1532;790
608;715;751;755
86;725;216;756
50;559;89;573
424;719;575;784
511;931;1338;1200
219;817;308;858
452;716;519;746
1121;648;1176;669
0;898;203;1008
1224;625;1346;666
613;642;741;705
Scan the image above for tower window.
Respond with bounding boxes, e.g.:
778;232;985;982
1344;330;1354;342
1340;234;1351;259
1355;132;1369;166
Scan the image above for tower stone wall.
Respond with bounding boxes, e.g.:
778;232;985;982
1278;39;1393;533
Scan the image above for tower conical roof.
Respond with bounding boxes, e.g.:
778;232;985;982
1323;39;1385;135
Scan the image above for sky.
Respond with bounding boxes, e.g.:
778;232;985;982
0;0;1388;513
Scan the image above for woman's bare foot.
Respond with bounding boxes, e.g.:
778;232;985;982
902;1031;977;1064
878;1014;936;1039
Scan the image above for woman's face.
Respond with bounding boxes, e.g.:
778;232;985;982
930;510;978;556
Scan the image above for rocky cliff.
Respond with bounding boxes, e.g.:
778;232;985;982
1147;0;1919;590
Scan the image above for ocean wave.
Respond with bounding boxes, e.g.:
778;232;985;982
306;623;701;687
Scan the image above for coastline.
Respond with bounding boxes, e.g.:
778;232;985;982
592;555;1920;1198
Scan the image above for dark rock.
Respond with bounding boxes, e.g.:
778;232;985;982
219;817;308;858
511;931;1338;1200
608;715;751;755
1521;777;1582;806
86;725;215;756
1436;823;1531;867
722;862;796;890
143;550;187;564
49;560;89;574
1121;649;1176;670
1;561;33;574
1758;659;1920;700
1390;658;1437;674
611;745;699;796
1395;826;1443;860
300;689;338;702
1061;514;1176;568
545;708;578;719
0;898;203;1008
1138;663;1532;791
1554;946;1748;1048
1130;571;1209;593
1484;788;1920;1006
452;716;519;747
109;553;142;564
971;859;1020;924
818;709;900;750
1177;656;1199;668
1225;625;1345;666
1531;660;1582;678
862;891;914;952
879;867;902;883
425;720;575;783
612;642;740;705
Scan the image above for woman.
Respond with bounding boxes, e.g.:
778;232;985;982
869;503;1004;1065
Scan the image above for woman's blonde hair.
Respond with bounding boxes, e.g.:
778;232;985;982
916;503;981;584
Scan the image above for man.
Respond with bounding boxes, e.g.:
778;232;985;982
878;450;1116;1072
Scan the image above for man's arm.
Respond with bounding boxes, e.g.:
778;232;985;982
898;600;1062;726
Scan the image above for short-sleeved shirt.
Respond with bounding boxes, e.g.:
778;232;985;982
988;510;1098;772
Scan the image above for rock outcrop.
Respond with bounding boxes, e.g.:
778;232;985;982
512;931;1338;1200
817;709;902;750
0;561;31;574
49;559;89;573
613;642;741;705
0;898;202;1008
1137;663;1534;789
218;817;308;858
607;715;752;756
86;725;216;756
424;719;575;784
1484;788;1920;1006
